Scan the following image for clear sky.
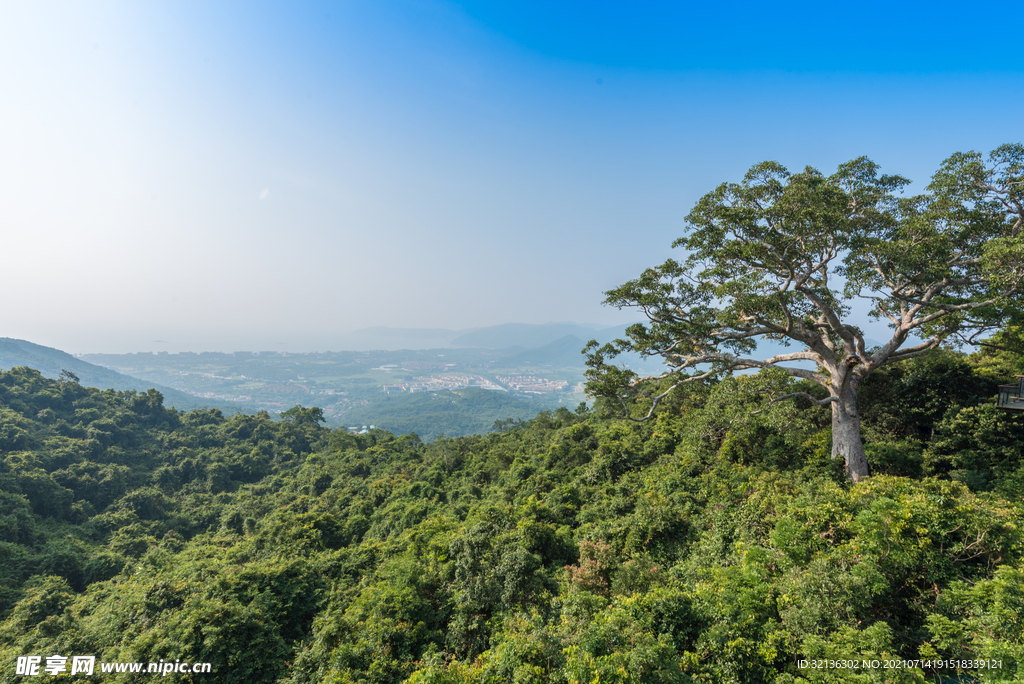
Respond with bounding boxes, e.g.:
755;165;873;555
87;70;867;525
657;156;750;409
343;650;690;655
3;1;1023;353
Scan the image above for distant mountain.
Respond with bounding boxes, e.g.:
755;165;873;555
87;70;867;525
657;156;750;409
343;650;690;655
353;326;461;338
0;338;234;412
587;323;634;345
450;323;608;350
328;322;618;352
501;335;589;367
495;332;665;375
354;327;462;339
342;327;466;350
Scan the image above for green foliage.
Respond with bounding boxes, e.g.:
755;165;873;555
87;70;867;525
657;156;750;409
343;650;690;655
281;405;326;427
2;362;1024;683
859;350;997;443
342;388;548;441
969;325;1024;381
924;566;1024;679
925;403;1024;494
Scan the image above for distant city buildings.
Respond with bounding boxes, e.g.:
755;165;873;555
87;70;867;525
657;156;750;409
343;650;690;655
494;375;569;393
346;425;376;434
380;373;569;394
384;374;504;393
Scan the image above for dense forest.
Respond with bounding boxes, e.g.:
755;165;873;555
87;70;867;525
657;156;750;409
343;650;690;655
1;337;1023;682
338;388;556;441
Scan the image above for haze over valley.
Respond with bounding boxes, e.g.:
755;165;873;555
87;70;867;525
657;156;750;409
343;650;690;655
80;322;631;439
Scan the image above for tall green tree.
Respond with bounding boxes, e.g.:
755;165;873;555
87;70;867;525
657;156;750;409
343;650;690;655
280;405;325;427
585;145;1024;481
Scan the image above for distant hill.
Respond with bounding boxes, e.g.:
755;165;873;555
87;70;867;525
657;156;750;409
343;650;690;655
493;331;666;376
450;323;608;350
501;335;589;367
0;338;234;412
340;327;467;350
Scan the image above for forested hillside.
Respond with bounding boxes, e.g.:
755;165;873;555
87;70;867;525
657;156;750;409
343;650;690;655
337;388;552;441
1;345;1023;682
0;339;236;414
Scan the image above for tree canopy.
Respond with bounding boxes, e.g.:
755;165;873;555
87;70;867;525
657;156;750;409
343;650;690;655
585;144;1024;481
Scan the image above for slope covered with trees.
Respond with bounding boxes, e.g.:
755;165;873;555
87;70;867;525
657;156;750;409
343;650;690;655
0;338;237;413
338;388;552;441
1;351;1023;683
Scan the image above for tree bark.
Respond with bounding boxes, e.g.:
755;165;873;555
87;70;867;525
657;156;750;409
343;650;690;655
831;382;869;482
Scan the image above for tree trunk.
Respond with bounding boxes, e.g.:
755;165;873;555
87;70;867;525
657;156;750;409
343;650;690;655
831;383;869;482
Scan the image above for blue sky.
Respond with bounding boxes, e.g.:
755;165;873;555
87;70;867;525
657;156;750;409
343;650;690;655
3;1;1022;353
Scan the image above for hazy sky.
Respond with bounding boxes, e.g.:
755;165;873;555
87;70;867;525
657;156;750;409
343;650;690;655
3;1;1023;353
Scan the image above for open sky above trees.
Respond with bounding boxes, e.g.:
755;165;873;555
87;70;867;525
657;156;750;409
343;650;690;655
3;1;1023;353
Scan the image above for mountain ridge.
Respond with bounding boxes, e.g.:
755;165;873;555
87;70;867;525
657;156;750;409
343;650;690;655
0;337;236;413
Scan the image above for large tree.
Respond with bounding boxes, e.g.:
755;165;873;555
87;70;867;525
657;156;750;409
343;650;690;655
585;145;1024;481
